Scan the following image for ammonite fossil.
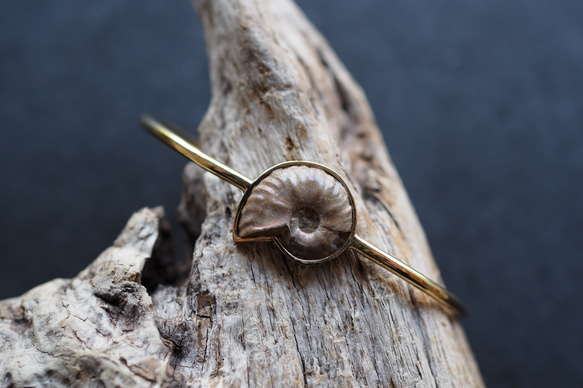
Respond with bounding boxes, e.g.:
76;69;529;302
234;163;356;263
142;116;466;315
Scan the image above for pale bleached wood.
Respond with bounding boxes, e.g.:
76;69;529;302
0;0;484;386
0;208;176;386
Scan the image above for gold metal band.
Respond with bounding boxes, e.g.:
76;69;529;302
350;236;466;315
141;116;466;316
141;116;253;191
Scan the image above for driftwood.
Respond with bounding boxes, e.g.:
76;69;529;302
0;0;484;386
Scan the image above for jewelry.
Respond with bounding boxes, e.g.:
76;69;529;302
141;116;466;316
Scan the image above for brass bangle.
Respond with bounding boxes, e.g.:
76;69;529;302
141;115;466;316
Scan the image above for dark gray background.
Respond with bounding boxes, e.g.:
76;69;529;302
1;1;582;386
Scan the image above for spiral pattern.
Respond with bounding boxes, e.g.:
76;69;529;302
236;165;354;260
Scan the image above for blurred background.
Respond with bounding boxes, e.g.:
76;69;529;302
1;0;581;386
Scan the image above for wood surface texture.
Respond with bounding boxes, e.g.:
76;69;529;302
0;0;484;386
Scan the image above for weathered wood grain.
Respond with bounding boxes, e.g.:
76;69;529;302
0;0;484;386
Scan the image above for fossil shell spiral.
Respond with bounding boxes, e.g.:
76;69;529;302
235;164;355;261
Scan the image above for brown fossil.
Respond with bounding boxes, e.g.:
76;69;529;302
235;164;355;261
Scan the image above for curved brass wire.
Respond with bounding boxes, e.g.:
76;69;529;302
141;115;467;316
350;236;466;315
141;116;253;191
